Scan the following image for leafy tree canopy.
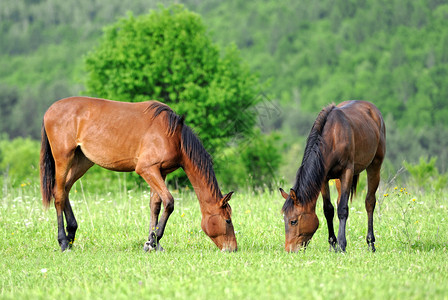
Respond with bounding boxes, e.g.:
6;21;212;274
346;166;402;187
84;5;260;154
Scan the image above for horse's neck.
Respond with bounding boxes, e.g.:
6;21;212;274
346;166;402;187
293;156;326;208
182;159;222;213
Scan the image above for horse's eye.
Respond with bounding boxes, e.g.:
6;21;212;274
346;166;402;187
290;220;298;226
225;219;232;224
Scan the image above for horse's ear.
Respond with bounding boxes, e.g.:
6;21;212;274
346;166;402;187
279;188;289;200
220;191;234;207
290;189;298;204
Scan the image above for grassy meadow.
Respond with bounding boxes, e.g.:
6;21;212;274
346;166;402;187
1;178;448;299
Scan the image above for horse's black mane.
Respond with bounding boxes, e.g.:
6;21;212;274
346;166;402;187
147;102;221;197
282;104;336;213
148;102;185;137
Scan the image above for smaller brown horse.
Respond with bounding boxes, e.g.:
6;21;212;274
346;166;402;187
280;100;386;252
40;97;237;252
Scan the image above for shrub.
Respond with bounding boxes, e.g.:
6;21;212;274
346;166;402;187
404;156;448;192
0;136;40;187
214;130;282;190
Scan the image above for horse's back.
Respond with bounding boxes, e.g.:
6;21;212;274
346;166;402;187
43;97;179;172
334;100;385;140
44;96;158;146
45;96;156;118
337;101;385;133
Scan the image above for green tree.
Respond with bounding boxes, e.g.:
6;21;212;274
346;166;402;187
0;85;19;136
84;5;260;154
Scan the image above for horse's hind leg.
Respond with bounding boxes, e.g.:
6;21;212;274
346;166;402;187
321;181;337;251
365;159;382;252
53;146;93;251
63;149;94;247
53;151;75;251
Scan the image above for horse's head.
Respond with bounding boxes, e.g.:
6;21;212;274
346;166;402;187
201;192;237;252
280;188;319;252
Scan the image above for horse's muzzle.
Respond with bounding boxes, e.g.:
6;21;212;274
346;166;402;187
221;242;237;252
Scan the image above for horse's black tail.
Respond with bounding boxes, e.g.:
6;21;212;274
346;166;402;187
40;124;55;208
350;174;359;202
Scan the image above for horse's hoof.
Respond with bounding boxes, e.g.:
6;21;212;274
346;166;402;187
328;242;338;252
143;241;155;252
60;241;70;252
143;241;164;252
334;245;346;253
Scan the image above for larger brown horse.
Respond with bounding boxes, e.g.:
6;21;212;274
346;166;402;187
280;100;386;252
40;96;237;252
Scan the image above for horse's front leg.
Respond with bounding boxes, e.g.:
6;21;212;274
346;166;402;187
337;169;354;252
137;166;173;252
321;181;337;251
146;190;164;251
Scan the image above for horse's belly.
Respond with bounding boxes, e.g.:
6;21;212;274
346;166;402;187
79;143;137;172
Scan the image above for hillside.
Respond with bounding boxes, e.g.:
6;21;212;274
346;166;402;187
1;0;448;171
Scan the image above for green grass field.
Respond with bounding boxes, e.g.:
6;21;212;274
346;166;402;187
1;180;447;299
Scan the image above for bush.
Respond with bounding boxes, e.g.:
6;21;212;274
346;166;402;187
0;136;40;187
240;130;282;189
404;156;448;192
214;130;282;190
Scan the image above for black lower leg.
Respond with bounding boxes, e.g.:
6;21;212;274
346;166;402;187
322;183;337;251
57;213;69;251
365;193;377;252
145;200;173;252
323;202;337;249
337;195;349;252
148;199;161;248
64;202;78;247
366;217;376;252
65;224;77;247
